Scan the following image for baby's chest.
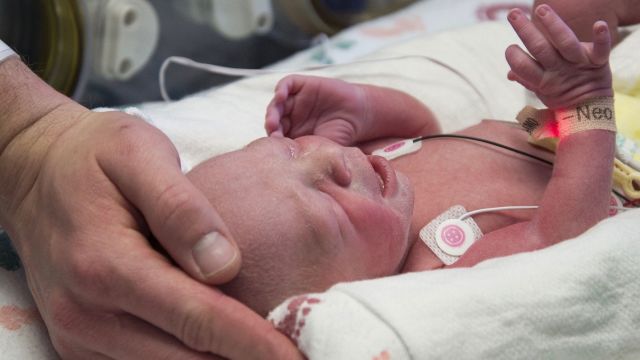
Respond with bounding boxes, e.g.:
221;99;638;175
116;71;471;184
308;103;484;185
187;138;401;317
387;129;554;233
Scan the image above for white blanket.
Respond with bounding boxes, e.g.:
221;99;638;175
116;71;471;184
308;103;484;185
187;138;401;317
140;22;528;171
268;208;640;359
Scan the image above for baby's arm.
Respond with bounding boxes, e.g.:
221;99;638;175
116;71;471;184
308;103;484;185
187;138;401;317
453;5;616;267
265;75;440;146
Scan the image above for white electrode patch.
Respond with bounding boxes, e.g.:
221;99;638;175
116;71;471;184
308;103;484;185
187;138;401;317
372;138;422;160
419;205;483;265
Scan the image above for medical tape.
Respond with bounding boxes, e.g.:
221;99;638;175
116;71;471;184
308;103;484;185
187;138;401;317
516;106;556;141
419;205;483;265
0;40;17;64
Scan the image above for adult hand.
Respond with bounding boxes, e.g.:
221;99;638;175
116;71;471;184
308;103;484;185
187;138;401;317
0;58;301;359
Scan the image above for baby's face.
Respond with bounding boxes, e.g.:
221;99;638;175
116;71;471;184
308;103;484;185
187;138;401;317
188;135;414;315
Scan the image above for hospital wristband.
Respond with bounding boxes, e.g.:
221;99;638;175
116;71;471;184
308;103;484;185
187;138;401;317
0;39;17;64
555;97;616;137
516;97;616;140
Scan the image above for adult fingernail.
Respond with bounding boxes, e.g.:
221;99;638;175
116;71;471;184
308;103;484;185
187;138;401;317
508;10;519;21
192;232;237;278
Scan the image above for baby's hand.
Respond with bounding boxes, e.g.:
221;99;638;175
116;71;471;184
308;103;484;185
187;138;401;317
506;5;613;109
265;75;367;146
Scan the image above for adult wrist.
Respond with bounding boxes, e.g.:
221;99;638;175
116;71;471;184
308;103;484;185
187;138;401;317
0;51;79;151
0;47;85;229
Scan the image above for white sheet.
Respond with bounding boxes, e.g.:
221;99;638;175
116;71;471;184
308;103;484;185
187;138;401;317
141;22;527;171
268;208;640;359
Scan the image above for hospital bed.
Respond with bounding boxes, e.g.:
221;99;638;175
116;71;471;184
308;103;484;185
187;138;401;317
2;0;640;358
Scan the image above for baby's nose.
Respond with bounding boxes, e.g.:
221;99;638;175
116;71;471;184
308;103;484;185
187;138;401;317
329;152;352;187
317;146;352;187
301;138;352;187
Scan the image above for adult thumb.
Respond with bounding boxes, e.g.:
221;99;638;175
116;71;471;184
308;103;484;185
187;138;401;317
98;119;241;284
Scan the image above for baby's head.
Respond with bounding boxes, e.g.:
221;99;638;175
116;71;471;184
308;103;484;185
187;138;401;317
187;135;414;315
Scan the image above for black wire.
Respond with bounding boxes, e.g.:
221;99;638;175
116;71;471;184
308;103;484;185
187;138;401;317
413;133;632;204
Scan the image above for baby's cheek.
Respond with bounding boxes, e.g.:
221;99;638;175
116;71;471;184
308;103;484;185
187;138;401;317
347;202;409;277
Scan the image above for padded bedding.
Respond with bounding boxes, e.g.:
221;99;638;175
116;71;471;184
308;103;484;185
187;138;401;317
268;208;640;359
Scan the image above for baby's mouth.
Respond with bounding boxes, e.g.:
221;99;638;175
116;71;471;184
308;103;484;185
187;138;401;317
368;155;397;197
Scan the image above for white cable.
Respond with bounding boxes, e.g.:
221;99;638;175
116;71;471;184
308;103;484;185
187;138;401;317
459;205;632;220
158;54;493;115
459;206;538;220
612;206;632;212
159;56;292;101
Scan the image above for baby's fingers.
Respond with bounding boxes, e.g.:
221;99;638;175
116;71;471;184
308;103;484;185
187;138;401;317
534;5;584;63
265;98;283;136
507;70;537;92
590;21;611;66
508;8;560;69
265;79;293;135
505;44;544;88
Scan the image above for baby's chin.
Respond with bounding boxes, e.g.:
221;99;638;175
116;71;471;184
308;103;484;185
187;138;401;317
393;170;415;224
387;171;415;274
387;170;414;257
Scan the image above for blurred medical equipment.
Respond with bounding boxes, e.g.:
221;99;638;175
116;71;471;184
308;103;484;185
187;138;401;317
0;0;416;106
0;0;160;100
280;0;417;34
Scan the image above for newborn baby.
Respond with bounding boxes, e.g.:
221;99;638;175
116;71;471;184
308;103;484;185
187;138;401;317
187;6;619;316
